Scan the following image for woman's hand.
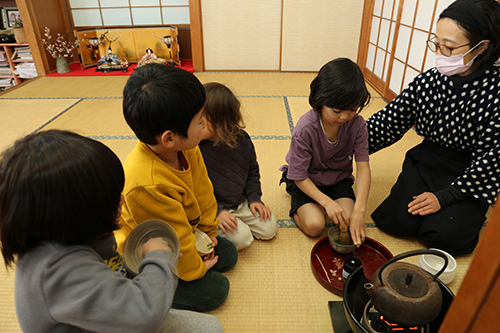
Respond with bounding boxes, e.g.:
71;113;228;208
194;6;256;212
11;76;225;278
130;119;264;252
408;192;441;215
218;210;238;234
249;202;272;221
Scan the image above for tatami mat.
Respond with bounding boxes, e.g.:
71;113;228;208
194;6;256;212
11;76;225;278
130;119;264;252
253;139;292;221
0;98;82;151
1;77;129;98
0;73;486;333
42;98;134;136
98;139;139;164
208;228;341;332
0;265;19;332
241;97;291;137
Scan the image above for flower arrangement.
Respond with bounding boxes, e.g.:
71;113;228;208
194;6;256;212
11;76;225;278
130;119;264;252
41;27;79;59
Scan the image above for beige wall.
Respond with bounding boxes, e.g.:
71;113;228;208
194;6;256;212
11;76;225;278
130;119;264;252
201;0;282;71
201;0;365;72
281;0;364;72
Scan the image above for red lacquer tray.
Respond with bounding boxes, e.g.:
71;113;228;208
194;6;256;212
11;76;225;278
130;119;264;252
311;236;393;296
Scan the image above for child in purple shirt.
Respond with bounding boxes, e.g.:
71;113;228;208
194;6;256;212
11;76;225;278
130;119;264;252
280;58;371;246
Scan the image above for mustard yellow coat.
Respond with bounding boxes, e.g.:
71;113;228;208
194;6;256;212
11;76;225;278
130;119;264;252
115;142;219;281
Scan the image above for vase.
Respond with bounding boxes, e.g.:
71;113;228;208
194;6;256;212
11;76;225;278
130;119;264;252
56;57;70;74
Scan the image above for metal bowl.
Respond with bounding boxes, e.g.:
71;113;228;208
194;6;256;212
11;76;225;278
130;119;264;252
123;219;180;278
328;225;356;254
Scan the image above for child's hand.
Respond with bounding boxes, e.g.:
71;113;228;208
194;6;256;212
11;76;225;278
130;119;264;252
349;210;366;247
203;252;219;270
324;200;349;229
249;202;272;221
141;237;172;256
210;235;218;248
218;210;238;234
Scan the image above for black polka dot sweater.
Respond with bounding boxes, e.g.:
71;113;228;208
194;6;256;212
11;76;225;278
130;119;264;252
366;67;500;205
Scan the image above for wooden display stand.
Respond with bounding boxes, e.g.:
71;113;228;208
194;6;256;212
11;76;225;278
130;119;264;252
0;43;32;85
74;26;180;69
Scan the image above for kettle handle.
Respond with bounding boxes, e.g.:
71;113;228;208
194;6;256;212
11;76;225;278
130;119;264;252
377;249;448;286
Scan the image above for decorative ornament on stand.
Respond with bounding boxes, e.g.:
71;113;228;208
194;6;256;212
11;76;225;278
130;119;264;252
161;35;174;65
84;37;103;61
96;31;129;73
41;27;79;74
151;29;181;67
136;48;167;69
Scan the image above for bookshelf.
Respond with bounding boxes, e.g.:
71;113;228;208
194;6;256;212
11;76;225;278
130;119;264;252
0;43;33;88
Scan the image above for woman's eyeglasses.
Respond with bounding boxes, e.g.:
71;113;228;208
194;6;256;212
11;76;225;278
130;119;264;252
426;37;470;57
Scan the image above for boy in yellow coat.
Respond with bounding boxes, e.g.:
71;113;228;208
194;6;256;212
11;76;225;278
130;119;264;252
115;64;238;312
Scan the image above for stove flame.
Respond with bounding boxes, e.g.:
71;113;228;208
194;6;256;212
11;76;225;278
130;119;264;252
380;316;419;331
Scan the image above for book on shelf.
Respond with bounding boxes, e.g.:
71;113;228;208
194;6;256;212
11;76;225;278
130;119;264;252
16;51;32;60
0;62;10;75
11;46;32;60
0;78;13;89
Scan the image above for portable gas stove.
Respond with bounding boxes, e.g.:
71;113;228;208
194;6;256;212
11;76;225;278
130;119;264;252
362;300;428;333
330;266;454;333
329;300;429;333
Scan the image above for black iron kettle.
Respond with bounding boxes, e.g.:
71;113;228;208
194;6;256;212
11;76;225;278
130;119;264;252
363;249;448;327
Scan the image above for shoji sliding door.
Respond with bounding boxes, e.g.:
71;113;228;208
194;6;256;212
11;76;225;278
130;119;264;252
360;0;454;101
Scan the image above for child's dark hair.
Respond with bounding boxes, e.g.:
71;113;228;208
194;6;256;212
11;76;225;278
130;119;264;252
0;130;125;267
309;58;371;113
123;64;206;145
203;82;245;148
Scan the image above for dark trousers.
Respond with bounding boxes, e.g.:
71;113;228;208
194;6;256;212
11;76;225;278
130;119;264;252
172;236;238;312
372;141;489;256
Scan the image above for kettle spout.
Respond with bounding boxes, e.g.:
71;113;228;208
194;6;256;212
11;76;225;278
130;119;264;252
364;282;377;299
364;282;375;290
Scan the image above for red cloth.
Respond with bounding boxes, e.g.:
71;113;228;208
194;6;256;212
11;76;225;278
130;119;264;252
46;60;193;77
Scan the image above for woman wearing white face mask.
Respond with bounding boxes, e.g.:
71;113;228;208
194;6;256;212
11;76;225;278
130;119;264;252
366;0;500;256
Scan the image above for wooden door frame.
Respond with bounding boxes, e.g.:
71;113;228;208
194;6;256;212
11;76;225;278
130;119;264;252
189;0;204;72
358;0;404;102
16;0;49;75
357;0;373;72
